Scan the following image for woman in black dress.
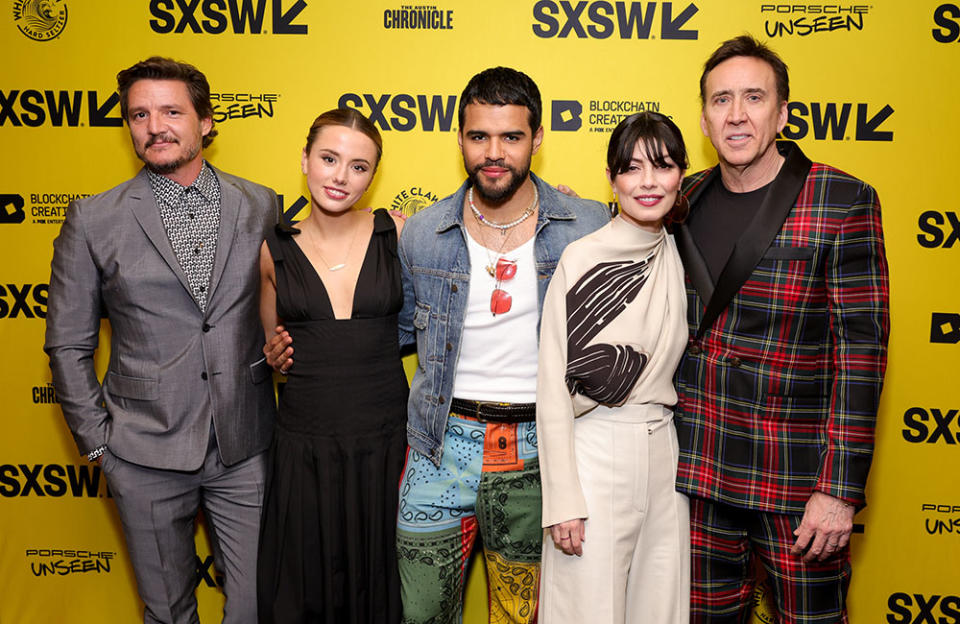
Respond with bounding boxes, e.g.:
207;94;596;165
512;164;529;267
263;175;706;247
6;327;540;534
257;108;407;624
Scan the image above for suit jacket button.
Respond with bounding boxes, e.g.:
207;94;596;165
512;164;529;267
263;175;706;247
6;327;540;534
201;372;208;380
202;323;211;333
728;356;742;367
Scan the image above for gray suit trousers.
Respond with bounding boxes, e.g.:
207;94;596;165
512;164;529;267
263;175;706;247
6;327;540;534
101;434;266;624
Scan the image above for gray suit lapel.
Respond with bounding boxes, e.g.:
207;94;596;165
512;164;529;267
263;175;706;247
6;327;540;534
206;169;241;307
128;169;194;300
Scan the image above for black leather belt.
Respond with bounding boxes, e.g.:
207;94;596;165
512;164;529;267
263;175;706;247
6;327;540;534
449;398;536;423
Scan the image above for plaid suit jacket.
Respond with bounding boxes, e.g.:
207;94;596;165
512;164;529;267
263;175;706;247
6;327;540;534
673;141;889;515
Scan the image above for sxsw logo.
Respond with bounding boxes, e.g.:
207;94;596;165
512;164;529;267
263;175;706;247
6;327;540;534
149;0;307;34
0;283;48;319
902;407;960;444
916;211;959;248
551;100;582;131
532;1;698;39
0;464;107;497
0;90;121;127
780;102;893;141
337;93;457;132
933;3;960;42
1;194;25;224
196;555;224;589
278;194;309;223
930;313;960;344
887;593;960;623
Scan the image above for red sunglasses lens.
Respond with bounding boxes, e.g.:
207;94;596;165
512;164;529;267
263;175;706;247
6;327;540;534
495;258;517;281
490;289;512;315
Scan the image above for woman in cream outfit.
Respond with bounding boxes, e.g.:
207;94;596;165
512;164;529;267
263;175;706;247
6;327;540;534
536;112;690;623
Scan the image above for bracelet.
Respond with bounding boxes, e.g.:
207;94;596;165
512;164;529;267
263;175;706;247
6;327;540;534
87;445;106;462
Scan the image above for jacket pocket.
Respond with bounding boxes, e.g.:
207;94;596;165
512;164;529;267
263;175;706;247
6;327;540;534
762;246;814;261
105;372;159;401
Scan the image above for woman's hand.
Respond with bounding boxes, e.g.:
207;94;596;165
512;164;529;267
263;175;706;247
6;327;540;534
549;518;586;556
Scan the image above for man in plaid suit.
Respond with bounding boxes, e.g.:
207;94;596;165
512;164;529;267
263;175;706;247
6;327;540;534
673;36;889;623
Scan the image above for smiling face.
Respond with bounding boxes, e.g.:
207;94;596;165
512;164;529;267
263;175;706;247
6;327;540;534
700;55;788;181
301;124;378;215
126;79;211;184
608;140;683;233
458;103;543;204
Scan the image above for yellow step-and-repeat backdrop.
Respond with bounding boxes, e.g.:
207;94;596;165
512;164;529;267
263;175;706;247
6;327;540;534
2;1;958;622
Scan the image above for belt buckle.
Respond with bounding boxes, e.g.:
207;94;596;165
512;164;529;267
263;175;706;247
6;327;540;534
473;401;499;423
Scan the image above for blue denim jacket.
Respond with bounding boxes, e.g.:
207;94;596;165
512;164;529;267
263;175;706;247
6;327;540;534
398;173;611;465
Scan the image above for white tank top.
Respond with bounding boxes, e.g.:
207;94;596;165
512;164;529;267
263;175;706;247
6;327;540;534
452;229;539;403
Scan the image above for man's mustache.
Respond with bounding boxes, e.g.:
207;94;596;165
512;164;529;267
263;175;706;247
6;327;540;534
145;134;178;148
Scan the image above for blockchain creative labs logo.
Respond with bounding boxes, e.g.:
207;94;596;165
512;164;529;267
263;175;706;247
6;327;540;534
390;186;439;218
551;98;663;133
921;503;960;537
1;194;26;224
383;4;453;30
760;4;871;38
211;92;279;124
11;191;90;225
26;548;116;577
13;0;68;41
930;313;960;344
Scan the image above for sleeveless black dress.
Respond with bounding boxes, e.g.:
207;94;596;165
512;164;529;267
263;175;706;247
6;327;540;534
257;209;407;624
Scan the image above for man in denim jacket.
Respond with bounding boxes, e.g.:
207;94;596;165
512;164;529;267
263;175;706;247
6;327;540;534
394;67;609;623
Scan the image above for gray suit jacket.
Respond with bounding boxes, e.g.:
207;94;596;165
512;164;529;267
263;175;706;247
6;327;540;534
44;166;278;471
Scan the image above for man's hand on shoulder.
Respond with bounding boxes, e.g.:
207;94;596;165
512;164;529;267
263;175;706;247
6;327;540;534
791;491;855;562
555;184;580;199
264;325;293;374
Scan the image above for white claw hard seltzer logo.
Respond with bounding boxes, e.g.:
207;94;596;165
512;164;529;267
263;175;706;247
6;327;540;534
13;0;68;41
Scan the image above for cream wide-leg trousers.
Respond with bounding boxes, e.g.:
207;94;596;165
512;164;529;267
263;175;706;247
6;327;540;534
539;403;690;624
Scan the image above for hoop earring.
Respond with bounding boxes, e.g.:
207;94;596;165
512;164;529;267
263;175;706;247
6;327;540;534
667;193;690;225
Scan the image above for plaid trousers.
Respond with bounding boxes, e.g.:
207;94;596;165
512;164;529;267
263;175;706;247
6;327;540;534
689;497;851;624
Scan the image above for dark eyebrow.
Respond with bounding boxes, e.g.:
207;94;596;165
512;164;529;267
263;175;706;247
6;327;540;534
710;87;768;99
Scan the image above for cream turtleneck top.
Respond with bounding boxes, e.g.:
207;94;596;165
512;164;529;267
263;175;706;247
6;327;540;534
536;215;688;527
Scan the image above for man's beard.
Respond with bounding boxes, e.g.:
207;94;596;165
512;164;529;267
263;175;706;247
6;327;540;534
466;158;531;204
136;134;200;175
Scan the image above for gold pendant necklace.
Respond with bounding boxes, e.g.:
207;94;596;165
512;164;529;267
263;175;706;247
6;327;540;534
305;218;361;272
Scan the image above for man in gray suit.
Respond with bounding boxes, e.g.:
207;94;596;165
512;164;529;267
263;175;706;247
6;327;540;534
44;57;276;623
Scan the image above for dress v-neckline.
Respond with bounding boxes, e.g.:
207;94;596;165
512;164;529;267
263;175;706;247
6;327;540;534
290;219;377;321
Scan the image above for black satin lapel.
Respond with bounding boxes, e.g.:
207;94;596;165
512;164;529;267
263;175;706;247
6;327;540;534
128;171;194;298
697;143;813;338
677;167;721;306
675;223;714;305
